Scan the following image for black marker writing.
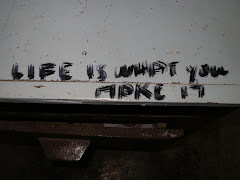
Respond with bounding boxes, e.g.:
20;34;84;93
181;86;188;99
115;65;134;78
186;66;197;83
210;66;229;78
154;84;165;100
12;63;23;80
115;61;179;78
149;61;167;77
39;63;56;80
168;62;179;77
134;61;148;77
96;65;107;81
199;64;229;78
199;64;210;77
135;84;152;100
28;65;34;80
59;62;72;81
95;85;116;99
190;85;205;98
87;65;94;79
118;84;134;99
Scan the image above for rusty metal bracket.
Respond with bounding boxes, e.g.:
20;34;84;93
0;121;184;161
39;138;90;161
0;121;184;140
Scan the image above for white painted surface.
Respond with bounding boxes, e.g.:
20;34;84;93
0;0;239;105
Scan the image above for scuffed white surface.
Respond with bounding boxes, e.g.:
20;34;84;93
0;0;239;105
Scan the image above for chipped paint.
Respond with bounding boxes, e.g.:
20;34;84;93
167;50;180;55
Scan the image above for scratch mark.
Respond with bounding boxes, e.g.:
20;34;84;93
76;0;88;14
103;0;112;32
34;85;45;88
1;80;238;86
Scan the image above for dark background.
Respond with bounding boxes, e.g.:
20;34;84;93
0;104;239;180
